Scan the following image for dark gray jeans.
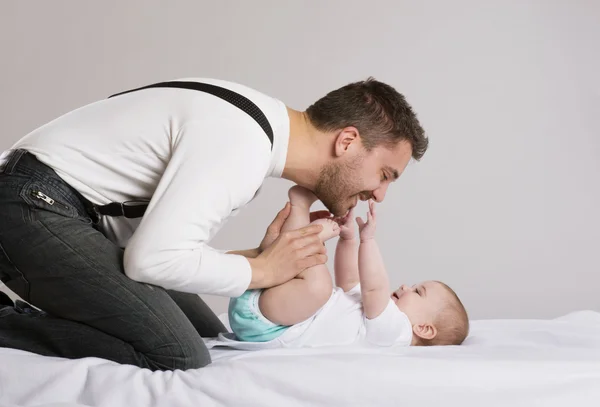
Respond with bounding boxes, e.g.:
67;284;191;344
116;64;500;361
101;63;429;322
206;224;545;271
0;149;226;371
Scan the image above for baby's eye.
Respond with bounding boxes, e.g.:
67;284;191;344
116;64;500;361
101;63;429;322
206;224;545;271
416;289;421;296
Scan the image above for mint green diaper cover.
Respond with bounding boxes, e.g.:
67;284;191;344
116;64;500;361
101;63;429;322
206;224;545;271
228;289;289;342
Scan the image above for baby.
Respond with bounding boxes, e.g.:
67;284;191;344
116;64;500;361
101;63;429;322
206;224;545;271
220;186;469;349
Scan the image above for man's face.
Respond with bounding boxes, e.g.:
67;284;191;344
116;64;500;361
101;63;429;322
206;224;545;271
314;140;413;216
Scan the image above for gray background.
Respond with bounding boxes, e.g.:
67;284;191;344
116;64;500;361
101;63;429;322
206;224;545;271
1;0;598;319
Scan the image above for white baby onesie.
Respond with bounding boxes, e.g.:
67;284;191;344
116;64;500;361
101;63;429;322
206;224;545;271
205;284;413;350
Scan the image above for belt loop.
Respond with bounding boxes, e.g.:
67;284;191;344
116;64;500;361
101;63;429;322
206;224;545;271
1;149;28;175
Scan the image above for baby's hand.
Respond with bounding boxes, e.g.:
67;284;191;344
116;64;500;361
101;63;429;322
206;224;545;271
335;208;356;240
356;200;377;241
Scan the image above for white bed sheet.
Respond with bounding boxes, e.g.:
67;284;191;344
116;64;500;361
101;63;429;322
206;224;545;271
1;310;599;407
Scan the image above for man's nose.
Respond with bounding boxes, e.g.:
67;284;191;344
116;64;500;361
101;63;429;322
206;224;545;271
371;183;389;203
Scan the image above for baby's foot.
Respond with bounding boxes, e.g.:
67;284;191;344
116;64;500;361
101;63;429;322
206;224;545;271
288;185;318;209
311;218;340;242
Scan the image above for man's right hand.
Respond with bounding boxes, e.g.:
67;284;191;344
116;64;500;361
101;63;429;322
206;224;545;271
259;202;331;254
248;223;327;289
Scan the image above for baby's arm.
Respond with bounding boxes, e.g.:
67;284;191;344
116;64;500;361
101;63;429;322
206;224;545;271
334;208;360;291
357;201;391;319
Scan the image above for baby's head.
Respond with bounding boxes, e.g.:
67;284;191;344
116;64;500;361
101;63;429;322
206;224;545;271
391;281;469;346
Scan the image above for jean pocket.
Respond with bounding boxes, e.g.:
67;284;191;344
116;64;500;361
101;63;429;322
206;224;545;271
19;180;78;219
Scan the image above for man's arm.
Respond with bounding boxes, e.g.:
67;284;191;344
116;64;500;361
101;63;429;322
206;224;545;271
356;201;390;319
123;119;325;297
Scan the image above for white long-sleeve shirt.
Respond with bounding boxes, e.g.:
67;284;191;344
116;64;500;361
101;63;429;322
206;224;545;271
9;78;290;297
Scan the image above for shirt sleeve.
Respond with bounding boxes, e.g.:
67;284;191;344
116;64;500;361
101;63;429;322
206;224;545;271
364;300;413;347
123;117;271;297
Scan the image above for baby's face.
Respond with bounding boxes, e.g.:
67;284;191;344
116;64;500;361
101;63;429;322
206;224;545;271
391;281;448;325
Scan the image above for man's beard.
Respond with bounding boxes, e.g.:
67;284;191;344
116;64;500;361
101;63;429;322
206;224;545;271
314;156;363;216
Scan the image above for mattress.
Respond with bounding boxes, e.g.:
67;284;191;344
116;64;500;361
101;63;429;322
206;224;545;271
0;310;599;407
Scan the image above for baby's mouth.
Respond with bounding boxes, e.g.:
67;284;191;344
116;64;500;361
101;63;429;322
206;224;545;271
391;292;400;300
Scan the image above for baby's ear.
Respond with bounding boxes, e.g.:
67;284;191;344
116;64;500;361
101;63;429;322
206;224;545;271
413;323;437;341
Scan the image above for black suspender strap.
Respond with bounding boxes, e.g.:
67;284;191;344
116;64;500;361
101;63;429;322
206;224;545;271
93;81;274;219
109;81;274;147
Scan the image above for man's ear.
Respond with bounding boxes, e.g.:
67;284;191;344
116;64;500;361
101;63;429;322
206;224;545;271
333;126;360;158
413;323;437;341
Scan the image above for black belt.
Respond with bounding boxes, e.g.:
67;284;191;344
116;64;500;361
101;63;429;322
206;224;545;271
93;81;274;219
94;200;150;219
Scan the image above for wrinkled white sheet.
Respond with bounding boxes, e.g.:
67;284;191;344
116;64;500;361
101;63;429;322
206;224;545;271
1;311;599;407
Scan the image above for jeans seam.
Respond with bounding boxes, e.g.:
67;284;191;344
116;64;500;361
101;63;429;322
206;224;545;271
0;241;30;300
34;217;193;361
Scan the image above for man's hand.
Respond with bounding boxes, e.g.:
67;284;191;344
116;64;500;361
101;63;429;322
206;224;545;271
356;200;377;241
259;202;331;253
335;208;356;240
249;223;327;289
259;202;291;254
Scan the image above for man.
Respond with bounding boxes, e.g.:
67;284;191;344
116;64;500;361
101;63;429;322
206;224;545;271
0;77;427;371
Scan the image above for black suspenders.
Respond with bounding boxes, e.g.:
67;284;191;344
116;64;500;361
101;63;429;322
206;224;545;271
93;81;274;219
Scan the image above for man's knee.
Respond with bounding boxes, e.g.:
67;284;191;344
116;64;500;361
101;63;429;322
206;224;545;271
171;348;211;371
148;338;212;371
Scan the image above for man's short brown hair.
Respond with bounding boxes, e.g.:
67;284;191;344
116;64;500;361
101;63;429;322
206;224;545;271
306;77;428;160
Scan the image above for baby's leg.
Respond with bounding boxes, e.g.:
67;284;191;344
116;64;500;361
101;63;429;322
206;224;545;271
259;186;338;325
281;185;318;233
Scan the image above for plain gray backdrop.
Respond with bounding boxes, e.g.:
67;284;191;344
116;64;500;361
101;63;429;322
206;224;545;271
1;0;598;319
